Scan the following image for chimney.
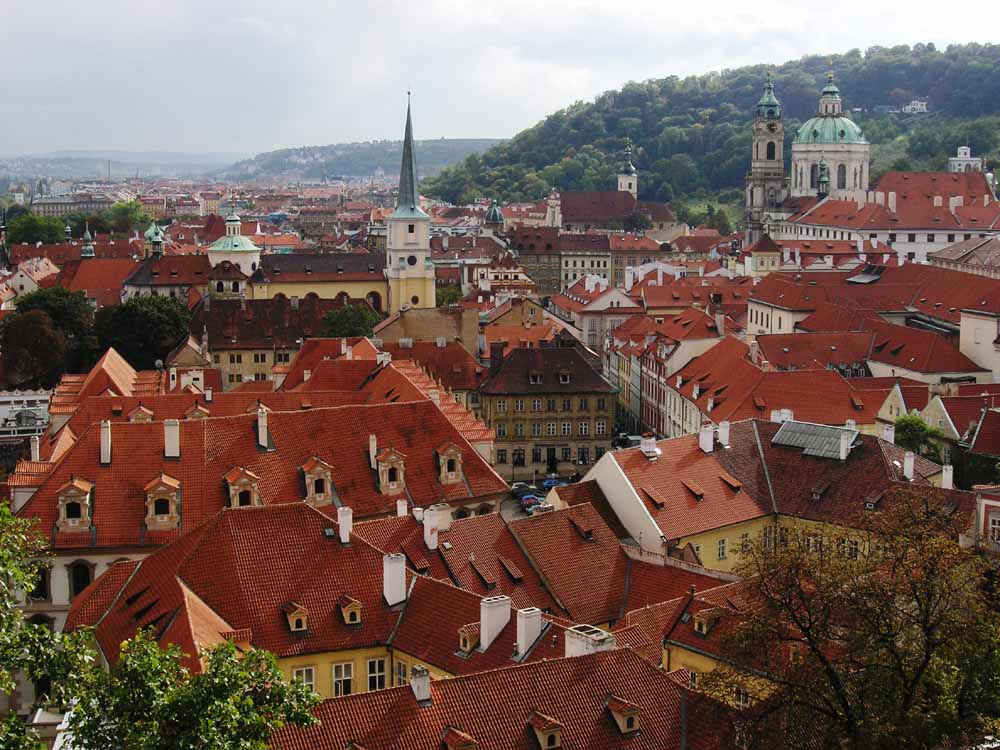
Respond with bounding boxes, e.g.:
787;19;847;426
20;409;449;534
369;434;378;469
770;409;782;423
383;553;407;606
675;374;682;389
396;498;408;517
489;341;505;372
345;345;353;360
164;419;180;458
423;521;439;550
640;432;660;460
903;451;915;481
698;423;714;454
413;507;425;523
257;408;268;449
781;408;793;422
29;436;40;462
845;419;856;430
410;665;431;704
303;369;311;381
564;624;615;657
888;192;897;213
100;420;112;464
839;430;852;460
516;607;542;658
933;195;943;208
941;464;954;490
205;387;213;402
429;389;440;406
480;595;511;650
749;340;759;363
883;423;895;444
337;506;353;543
718;420;730;447
436;336;447;348
429;502;452;532
714;312;725;336
692;384;700;400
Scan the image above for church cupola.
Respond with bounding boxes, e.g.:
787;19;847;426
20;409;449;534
819;72;842;116
484;200;503;229
617;140;638;198
756;72;782;120
80;222;95;259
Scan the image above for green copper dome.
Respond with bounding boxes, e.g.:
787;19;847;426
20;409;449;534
793;115;867;145
756;73;781;119
820;72;840;98
210;234;259;253
144;221;164;241
485;200;503;225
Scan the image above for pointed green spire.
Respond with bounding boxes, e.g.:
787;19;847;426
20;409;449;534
392;93;427;219
81;221;95;259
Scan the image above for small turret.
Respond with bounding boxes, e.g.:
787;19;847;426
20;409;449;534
618;140;638;198
817;157;830;198
756;72;782;120
80;222;95;259
818;72;842;116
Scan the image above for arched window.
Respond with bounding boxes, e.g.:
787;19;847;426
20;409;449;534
837;164;847;190
766;141;776;161
29;567;50;601
306;292;319;300
231;281;239;292
216;281;224;293
238;489;252;507
365;291;382;312
69;562;92;599
810;164;819;189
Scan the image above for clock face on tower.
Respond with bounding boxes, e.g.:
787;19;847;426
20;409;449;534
407;255;418;266
767;122;778;132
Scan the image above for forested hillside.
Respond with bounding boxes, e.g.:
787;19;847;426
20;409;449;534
424;43;1000;205
221;138;501;180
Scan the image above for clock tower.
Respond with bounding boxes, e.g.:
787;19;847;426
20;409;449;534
745;74;787;245
386;96;435;314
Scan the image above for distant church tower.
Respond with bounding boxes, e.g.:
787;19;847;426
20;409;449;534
618;141;638;198
385;96;435;315
745;73;787;245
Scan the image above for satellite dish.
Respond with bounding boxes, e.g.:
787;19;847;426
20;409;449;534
155;359;164;370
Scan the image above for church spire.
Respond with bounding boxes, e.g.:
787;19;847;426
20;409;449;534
395;93;422;215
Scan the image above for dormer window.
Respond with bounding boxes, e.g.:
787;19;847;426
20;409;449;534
129;404;153;423
144;473;180;530
529;371;542;384
528;712;563;749
558;372;570;384
57;478;94;531
225;466;261;508
606;695;640;736
338;594;362;626
185;403;210;419
282;601;308;632
301;457;334;506
375;448;406;495
436;442;464;486
458;623;480;653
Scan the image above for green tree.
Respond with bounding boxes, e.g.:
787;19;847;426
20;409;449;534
95;295;191;370
1;310;68;388
701;488;1000;750
15;286;97;372
7;214;65;244
0;504;93;750
103;201;151;236
67;631;318;750
436;285;463;306
323;302;381;337
894;413;944;458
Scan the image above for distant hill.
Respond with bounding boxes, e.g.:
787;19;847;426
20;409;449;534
423;43;1000;205
220;138;503;181
0;151;246;180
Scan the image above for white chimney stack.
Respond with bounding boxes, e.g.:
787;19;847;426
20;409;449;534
383;553;407;606
368;434;378;469
715;312;725;336
205;387;213;402
883;423;895;444
845;419;856;430
903;451;915;481
640;433;660;460
257;408;268;449
337;506;353;543
100;420;112;464
564;624;616;658
429;502;452;532
941;464;954;490
413;507;425;523
839;430;852;461
164;419;180;458
698;423;714;454
480;595;511;650
718;420;730;447
423;522;438;551
29;435;40;462
516;608;542;658
410;665;431;704
396;498;408;517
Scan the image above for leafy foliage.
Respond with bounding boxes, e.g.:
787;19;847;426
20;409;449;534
435;285;463;307
7;214;65;244
323;302;382;338
701;489;1000;749
894;413;944;458
0;504;93;750
67;631;319;750
95;295;191;370
0;310;68;388
424;43;1000;204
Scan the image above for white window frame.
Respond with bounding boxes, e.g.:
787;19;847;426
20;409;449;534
561;421;572;436
292;666;315;691
332;661;353;697
367;658;386;691
717;538;727;560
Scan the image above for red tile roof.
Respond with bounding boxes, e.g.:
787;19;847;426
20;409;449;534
970;409;1000;457
50;258;138;308
123;254;213;288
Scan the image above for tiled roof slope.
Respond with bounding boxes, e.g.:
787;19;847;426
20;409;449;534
272;649;736;750
251;252;386;283
480;347;613;395
18;400;508;551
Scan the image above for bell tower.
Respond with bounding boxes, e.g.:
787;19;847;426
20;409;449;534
745;73;787;245
386;94;435;314
617;141;638;198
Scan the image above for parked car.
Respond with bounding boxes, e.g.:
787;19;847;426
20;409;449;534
518;494;542;510
541;478;567;490
510;482;536;499
526;502;554;515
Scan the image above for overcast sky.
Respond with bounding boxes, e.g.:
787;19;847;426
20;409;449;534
2;1;998;156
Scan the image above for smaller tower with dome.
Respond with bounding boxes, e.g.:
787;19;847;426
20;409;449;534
789;73;870;201
206;211;261;275
617;141;638;198
745;73;788;245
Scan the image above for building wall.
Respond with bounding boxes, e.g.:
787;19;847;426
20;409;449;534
866;360;989;385
208;347;295;389
960;311;1000;381
248;279;389;308
674;516;772;573
746;301;808;336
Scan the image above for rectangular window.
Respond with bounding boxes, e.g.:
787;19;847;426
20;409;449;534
254;372;267;381
717;538;727;560
513;449;525;467
596;420;607;436
213;354;220;364
562;399;572;412
496;399;507;412
514;399;524;412
395;660;408;687
561;421;572;436
496;449;507;464
547;399;556;412
531;399;541;412
532;447;542;463
530;422;541;437
546;422;557;436
514;422;524;437
578;421;589;436
907;233;916;243
579;398;588;411
529;373;542;384
597;398;606;410
561;447;572;461
367;659;386;691
407;224;415;234
927;234;935;243
595;446;605;460
253;352;267;364
275;352;291;363
496;423;507;438
577;447;589;464
332;662;353;697
847;539;860;559
292;666;315;691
